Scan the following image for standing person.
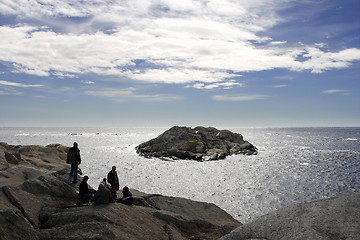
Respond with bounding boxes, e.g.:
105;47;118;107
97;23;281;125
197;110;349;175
66;142;81;183
107;166;119;198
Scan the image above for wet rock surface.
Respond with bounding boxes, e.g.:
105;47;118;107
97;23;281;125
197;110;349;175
136;126;258;161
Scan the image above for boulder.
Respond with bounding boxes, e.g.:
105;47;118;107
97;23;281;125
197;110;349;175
0;143;14;170
0;208;46;239
220;192;360;240
0;142;70;187
0;142;69;173
136;126;257;161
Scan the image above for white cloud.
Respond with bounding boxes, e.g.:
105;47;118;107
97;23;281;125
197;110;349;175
12;65;50;77
84;87;183;102
81;80;95;85
272;84;288;88
0;0;92;18
212;94;269;101
54;72;78;79
269;41;287;45
0;0;359;87
0;80;44;88
321;89;349;94
297;48;360;73
122;68;237;84
187;81;243;90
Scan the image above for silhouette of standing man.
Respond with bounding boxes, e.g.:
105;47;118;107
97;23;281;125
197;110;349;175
67;142;81;183
107;166;119;197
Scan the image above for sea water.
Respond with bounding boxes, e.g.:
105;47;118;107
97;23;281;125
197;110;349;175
0;127;359;223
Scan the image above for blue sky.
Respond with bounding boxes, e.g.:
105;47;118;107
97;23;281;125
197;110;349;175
0;0;359;127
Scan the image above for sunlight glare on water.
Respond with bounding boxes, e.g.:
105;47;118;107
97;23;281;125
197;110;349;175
1;127;359;223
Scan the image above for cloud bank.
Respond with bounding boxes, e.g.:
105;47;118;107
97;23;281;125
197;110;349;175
0;0;359;90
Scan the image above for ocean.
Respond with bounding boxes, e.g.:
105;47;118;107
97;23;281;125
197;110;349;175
1;127;359;223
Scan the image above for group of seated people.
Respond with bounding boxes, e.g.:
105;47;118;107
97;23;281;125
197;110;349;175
79;175;133;205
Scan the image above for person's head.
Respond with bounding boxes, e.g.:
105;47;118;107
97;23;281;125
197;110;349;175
73;142;78;148
112;166;116;171
102;178;107;183
83;176;89;182
122;186;129;192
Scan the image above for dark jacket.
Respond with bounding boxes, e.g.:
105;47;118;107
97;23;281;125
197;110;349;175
66;147;81;165
120;190;133;205
94;185;111;204
79;180;91;195
107;170;119;191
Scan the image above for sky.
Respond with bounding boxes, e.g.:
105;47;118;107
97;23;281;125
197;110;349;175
0;0;359;127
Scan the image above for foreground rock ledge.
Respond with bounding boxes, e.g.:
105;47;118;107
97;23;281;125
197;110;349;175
0;142;240;240
136;126;258;161
220;191;360;240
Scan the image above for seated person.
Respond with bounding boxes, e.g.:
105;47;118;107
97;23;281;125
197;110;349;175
105;184;116;203
79;176;96;202
93;183;111;205
100;178;116;202
101;178;107;185
117;186;133;205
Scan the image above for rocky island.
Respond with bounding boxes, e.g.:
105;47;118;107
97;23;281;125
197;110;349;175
136;126;258;161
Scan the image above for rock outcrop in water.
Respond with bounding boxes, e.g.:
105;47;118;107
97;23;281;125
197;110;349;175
0;142;240;240
135;126;258;161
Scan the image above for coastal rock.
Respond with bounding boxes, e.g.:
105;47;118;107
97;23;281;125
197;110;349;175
38;188;240;240
0;142;241;240
135;126;258;161
0;142;69;172
220;192;360;240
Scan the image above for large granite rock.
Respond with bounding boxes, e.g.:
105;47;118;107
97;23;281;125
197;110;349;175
135;126;258;161
220;191;360;240
0;142;68;172
0;142;241;240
